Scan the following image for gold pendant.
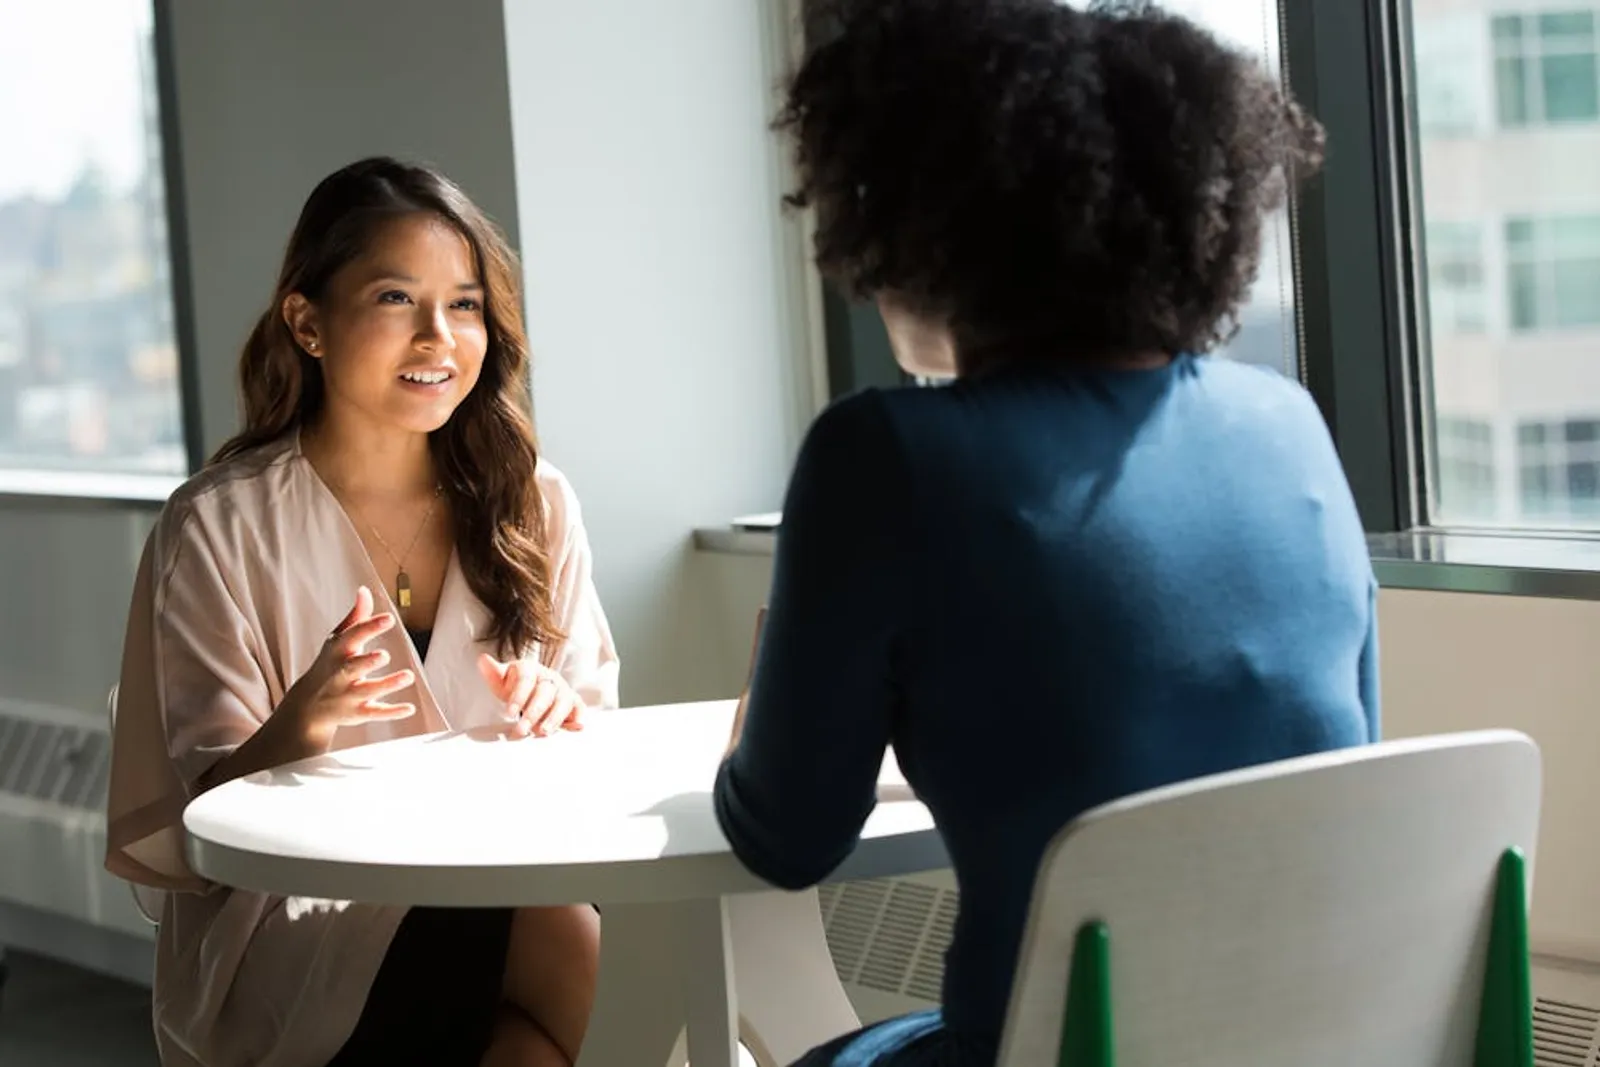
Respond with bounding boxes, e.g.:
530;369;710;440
396;570;412;609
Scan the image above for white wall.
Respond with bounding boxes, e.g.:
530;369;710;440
1377;588;1600;964
502;0;819;705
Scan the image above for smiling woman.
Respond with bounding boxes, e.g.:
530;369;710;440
104;157;621;1067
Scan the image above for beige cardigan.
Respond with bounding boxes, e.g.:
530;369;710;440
105;433;619;1067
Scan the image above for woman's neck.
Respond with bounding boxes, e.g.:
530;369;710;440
301;414;436;501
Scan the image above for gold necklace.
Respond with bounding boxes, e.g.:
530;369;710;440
355;487;443;610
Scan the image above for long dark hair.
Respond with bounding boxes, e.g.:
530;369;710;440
212;157;562;656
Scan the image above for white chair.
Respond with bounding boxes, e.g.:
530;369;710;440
996;730;1541;1067
107;686;166;925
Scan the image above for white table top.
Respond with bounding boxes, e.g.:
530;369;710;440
184;700;946;906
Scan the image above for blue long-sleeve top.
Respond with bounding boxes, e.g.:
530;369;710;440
714;355;1378;1064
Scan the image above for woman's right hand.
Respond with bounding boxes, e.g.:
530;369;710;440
282;586;416;747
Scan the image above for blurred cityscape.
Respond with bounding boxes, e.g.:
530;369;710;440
0;20;183;476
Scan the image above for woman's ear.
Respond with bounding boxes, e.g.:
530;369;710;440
281;293;322;357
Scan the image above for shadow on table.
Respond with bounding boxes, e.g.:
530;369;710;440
423;722;576;744
258;758;366;787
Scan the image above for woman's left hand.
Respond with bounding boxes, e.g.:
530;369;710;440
477;654;585;738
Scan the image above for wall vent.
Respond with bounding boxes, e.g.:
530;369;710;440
0;706;109;812
1534;996;1600;1067
817;878;956;1000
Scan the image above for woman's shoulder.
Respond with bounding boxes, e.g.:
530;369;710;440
534;456;587;541
153;436;302;547
1187;356;1322;416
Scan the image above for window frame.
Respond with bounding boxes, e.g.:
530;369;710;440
0;0;203;507
1285;0;1423;534
813;0;1432;533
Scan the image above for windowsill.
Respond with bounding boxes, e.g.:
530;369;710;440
0;468;183;509
1367;529;1600;600
694;521;1600;601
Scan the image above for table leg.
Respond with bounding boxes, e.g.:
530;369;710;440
576;902;690;1067
681;898;740;1067
577;890;860;1067
729;890;861;1067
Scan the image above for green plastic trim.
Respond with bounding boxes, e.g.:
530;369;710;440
1059;921;1114;1067
1474;847;1534;1067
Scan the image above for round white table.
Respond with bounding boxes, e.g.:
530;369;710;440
184;700;947;1067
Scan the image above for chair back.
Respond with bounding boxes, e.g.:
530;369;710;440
996;730;1541;1067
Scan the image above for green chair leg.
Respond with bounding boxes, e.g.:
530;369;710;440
1059;922;1114;1067
1474;848;1534;1067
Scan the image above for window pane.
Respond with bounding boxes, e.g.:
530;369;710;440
1536;11;1595;43
1413;4;1600;531
1156;0;1299;378
1416;15;1489;135
1507;261;1540;330
0;1;184;478
1491;15;1524;45
1541;53;1599;121
1495;55;1531;125
1552;255;1600;326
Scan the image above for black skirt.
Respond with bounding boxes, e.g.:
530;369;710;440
327;906;514;1067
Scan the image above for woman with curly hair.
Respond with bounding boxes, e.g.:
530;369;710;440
713;2;1378;1064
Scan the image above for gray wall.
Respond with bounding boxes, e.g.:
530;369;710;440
166;0;523;455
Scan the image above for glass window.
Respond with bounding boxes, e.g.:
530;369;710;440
1413;5;1600;531
1425;221;1488;334
0;1;185;479
1517;418;1600;521
1505;215;1600;330
1435;416;1498;519
1492;10;1600;127
1158;0;1299;379
1416;15;1491;135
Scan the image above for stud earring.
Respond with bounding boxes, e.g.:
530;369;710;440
307;341;319;352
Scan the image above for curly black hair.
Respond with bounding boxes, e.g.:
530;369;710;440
780;0;1325;366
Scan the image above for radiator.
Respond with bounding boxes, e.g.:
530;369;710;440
0;698;155;944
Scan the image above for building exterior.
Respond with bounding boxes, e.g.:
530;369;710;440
1414;0;1600;528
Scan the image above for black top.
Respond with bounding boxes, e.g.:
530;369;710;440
407;628;432;662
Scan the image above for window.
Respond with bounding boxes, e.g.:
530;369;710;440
1415;15;1491;136
0;1;186;480
1411;4;1600;532
1434;416;1498;520
1518;418;1600;522
1505;215;1600;330
1425;221;1488;335
1129;0;1302;379
1493;11;1600;127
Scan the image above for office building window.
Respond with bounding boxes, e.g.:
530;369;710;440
1506;215;1600;330
1518;419;1600;522
1433;417;1498;520
1415;15;1490;136
0;2;185;479
1493;11;1600;127
1425;221;1488;335
1412;3;1600;532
